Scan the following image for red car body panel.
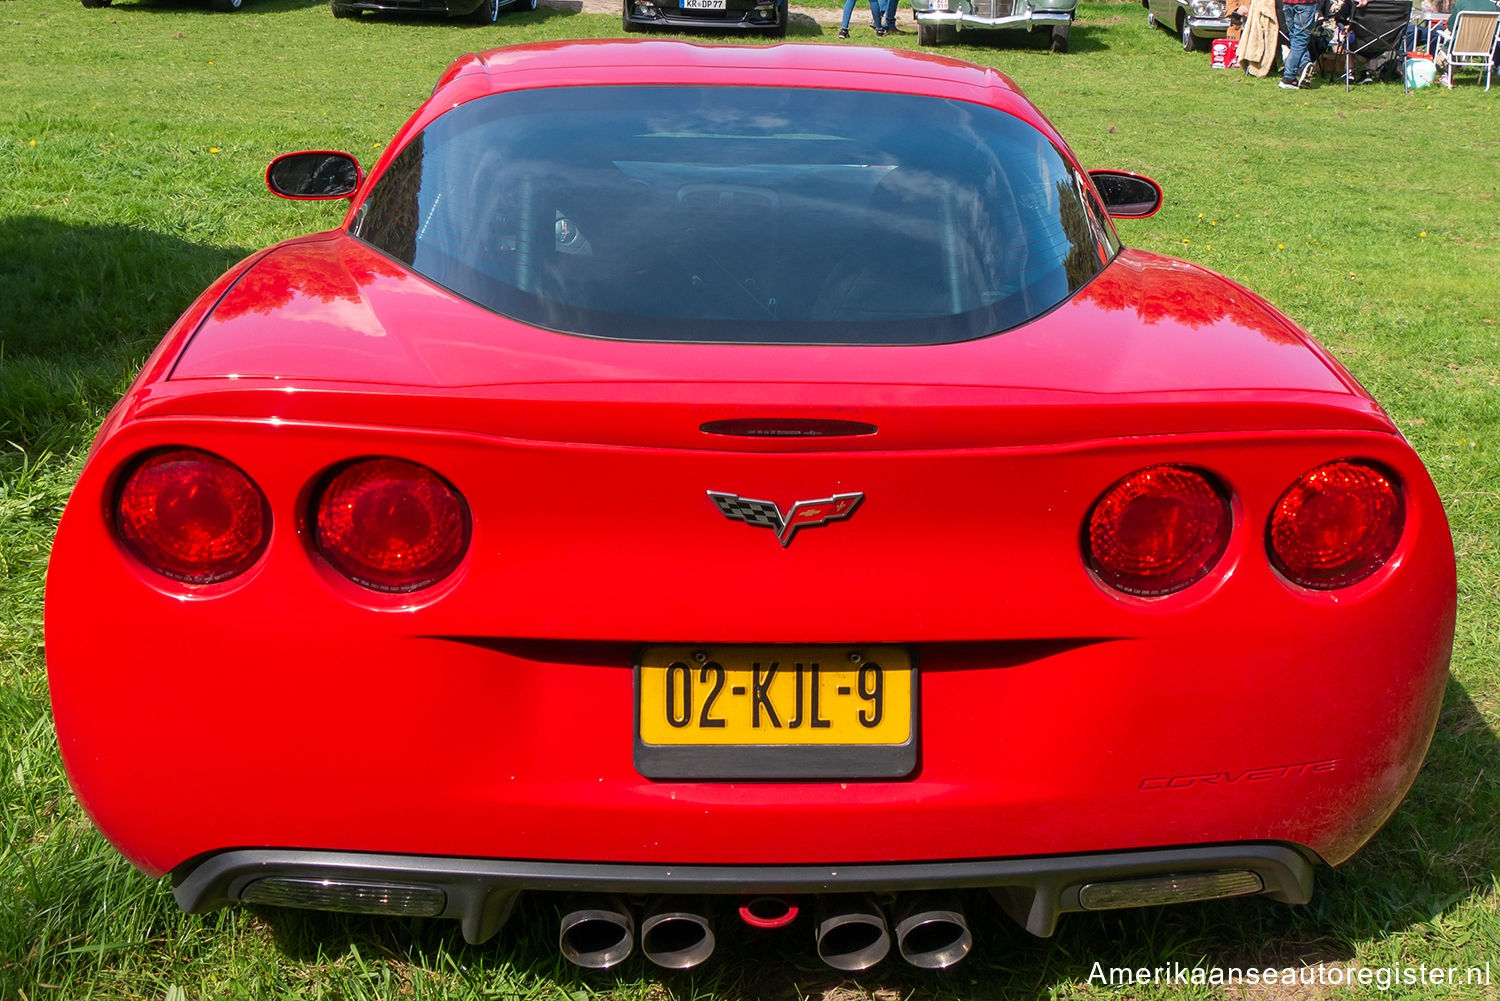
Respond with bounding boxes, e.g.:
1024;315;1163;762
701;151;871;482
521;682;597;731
47;41;1455;948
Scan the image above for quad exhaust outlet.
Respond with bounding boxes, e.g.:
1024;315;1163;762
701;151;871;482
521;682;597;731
558;892;970;971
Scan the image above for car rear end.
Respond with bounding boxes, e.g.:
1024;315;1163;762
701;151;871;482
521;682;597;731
46;333;1455;964
44;44;1456;970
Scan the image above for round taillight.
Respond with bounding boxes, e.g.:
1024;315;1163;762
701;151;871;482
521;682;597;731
1086;465;1231;597
313;458;468;593
114;448;269;584
1268;460;1403;590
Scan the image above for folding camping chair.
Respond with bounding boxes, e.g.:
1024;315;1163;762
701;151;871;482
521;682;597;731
1343;0;1413;89
1437;9;1500;89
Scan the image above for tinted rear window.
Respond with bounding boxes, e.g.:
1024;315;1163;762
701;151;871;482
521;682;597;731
352;85;1113;345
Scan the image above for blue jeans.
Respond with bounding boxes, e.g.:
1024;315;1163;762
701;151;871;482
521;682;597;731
880;0;897;29
1282;1;1318;83
840;0;879;28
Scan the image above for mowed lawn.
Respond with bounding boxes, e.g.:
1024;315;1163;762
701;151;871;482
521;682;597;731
1;0;1497;997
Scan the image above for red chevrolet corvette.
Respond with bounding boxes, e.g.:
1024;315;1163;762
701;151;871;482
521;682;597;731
47;40;1455;972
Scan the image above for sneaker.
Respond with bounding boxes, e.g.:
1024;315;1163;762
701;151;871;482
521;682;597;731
1297;62;1314;87
837;26;848;36
1278;78;1300;89
875;25;887;34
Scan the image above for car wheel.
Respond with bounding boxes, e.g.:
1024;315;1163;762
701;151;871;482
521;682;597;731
765;0;786;36
1145;7;1155;27
80;0;113;8
468;0;498;21
209;0;243;10
622;0;646;29
1051;21;1069;51
331;0;357;16
1179;15;1200;50
524;0;538;9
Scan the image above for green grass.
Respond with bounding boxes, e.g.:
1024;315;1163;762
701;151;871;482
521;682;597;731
2;0;1498;997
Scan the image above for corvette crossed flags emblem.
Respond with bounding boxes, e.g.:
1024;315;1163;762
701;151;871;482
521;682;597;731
707;491;865;548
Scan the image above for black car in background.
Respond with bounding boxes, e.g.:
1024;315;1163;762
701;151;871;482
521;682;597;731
623;0;788;35
332;0;536;21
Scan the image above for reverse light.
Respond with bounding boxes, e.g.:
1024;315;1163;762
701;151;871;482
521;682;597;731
1086;465;1231;597
241;877;446;917
114;448;269;584
1078;870;1263;910
1268;460;1403;590
313;457;469;593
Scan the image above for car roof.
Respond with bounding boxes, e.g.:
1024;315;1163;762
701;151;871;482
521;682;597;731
415;40;1054;143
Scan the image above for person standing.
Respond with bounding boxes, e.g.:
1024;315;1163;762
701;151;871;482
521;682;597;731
881;0;901;33
837;0;884;36
1280;0;1321;88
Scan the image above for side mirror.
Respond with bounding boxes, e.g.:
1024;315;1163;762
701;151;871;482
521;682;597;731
1088;170;1163;219
266;151;362;201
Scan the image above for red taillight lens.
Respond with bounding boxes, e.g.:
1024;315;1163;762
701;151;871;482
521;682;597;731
115;448;269;584
313;458;468;593
1086;465;1231;597
1268;460;1403;590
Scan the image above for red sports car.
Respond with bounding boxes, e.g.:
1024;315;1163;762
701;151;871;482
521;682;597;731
46;40;1456;973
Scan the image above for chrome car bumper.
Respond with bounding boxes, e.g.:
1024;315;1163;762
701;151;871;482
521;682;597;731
913;8;1070;25
1186;14;1232;35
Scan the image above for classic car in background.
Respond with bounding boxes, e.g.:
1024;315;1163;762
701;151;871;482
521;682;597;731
911;0;1076;49
1145;0;1232;50
47;40;1456;974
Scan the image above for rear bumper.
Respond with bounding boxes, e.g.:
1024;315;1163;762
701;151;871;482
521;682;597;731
173;842;1318;943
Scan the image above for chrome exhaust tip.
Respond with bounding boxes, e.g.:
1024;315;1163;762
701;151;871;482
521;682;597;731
558;895;634;969
640;896;716;970
814;894;890;971
894;893;972;969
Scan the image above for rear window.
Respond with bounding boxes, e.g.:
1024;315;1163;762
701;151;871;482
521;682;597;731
352;85;1114;345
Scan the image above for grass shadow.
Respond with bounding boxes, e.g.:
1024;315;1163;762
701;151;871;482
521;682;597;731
937;24;1111;53
0;216;248;452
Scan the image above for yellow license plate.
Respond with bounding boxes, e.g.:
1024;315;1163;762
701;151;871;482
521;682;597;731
634;646;916;779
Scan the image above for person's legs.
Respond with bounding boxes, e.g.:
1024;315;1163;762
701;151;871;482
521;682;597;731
869;0;883;30
840;0;856;33
1281;2;1317;85
883;0;898;30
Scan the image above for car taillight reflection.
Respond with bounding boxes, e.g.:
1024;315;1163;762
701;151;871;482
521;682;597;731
1086;465;1231;597
1268;460;1403;590
115;448;269;584
313;457;469;593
